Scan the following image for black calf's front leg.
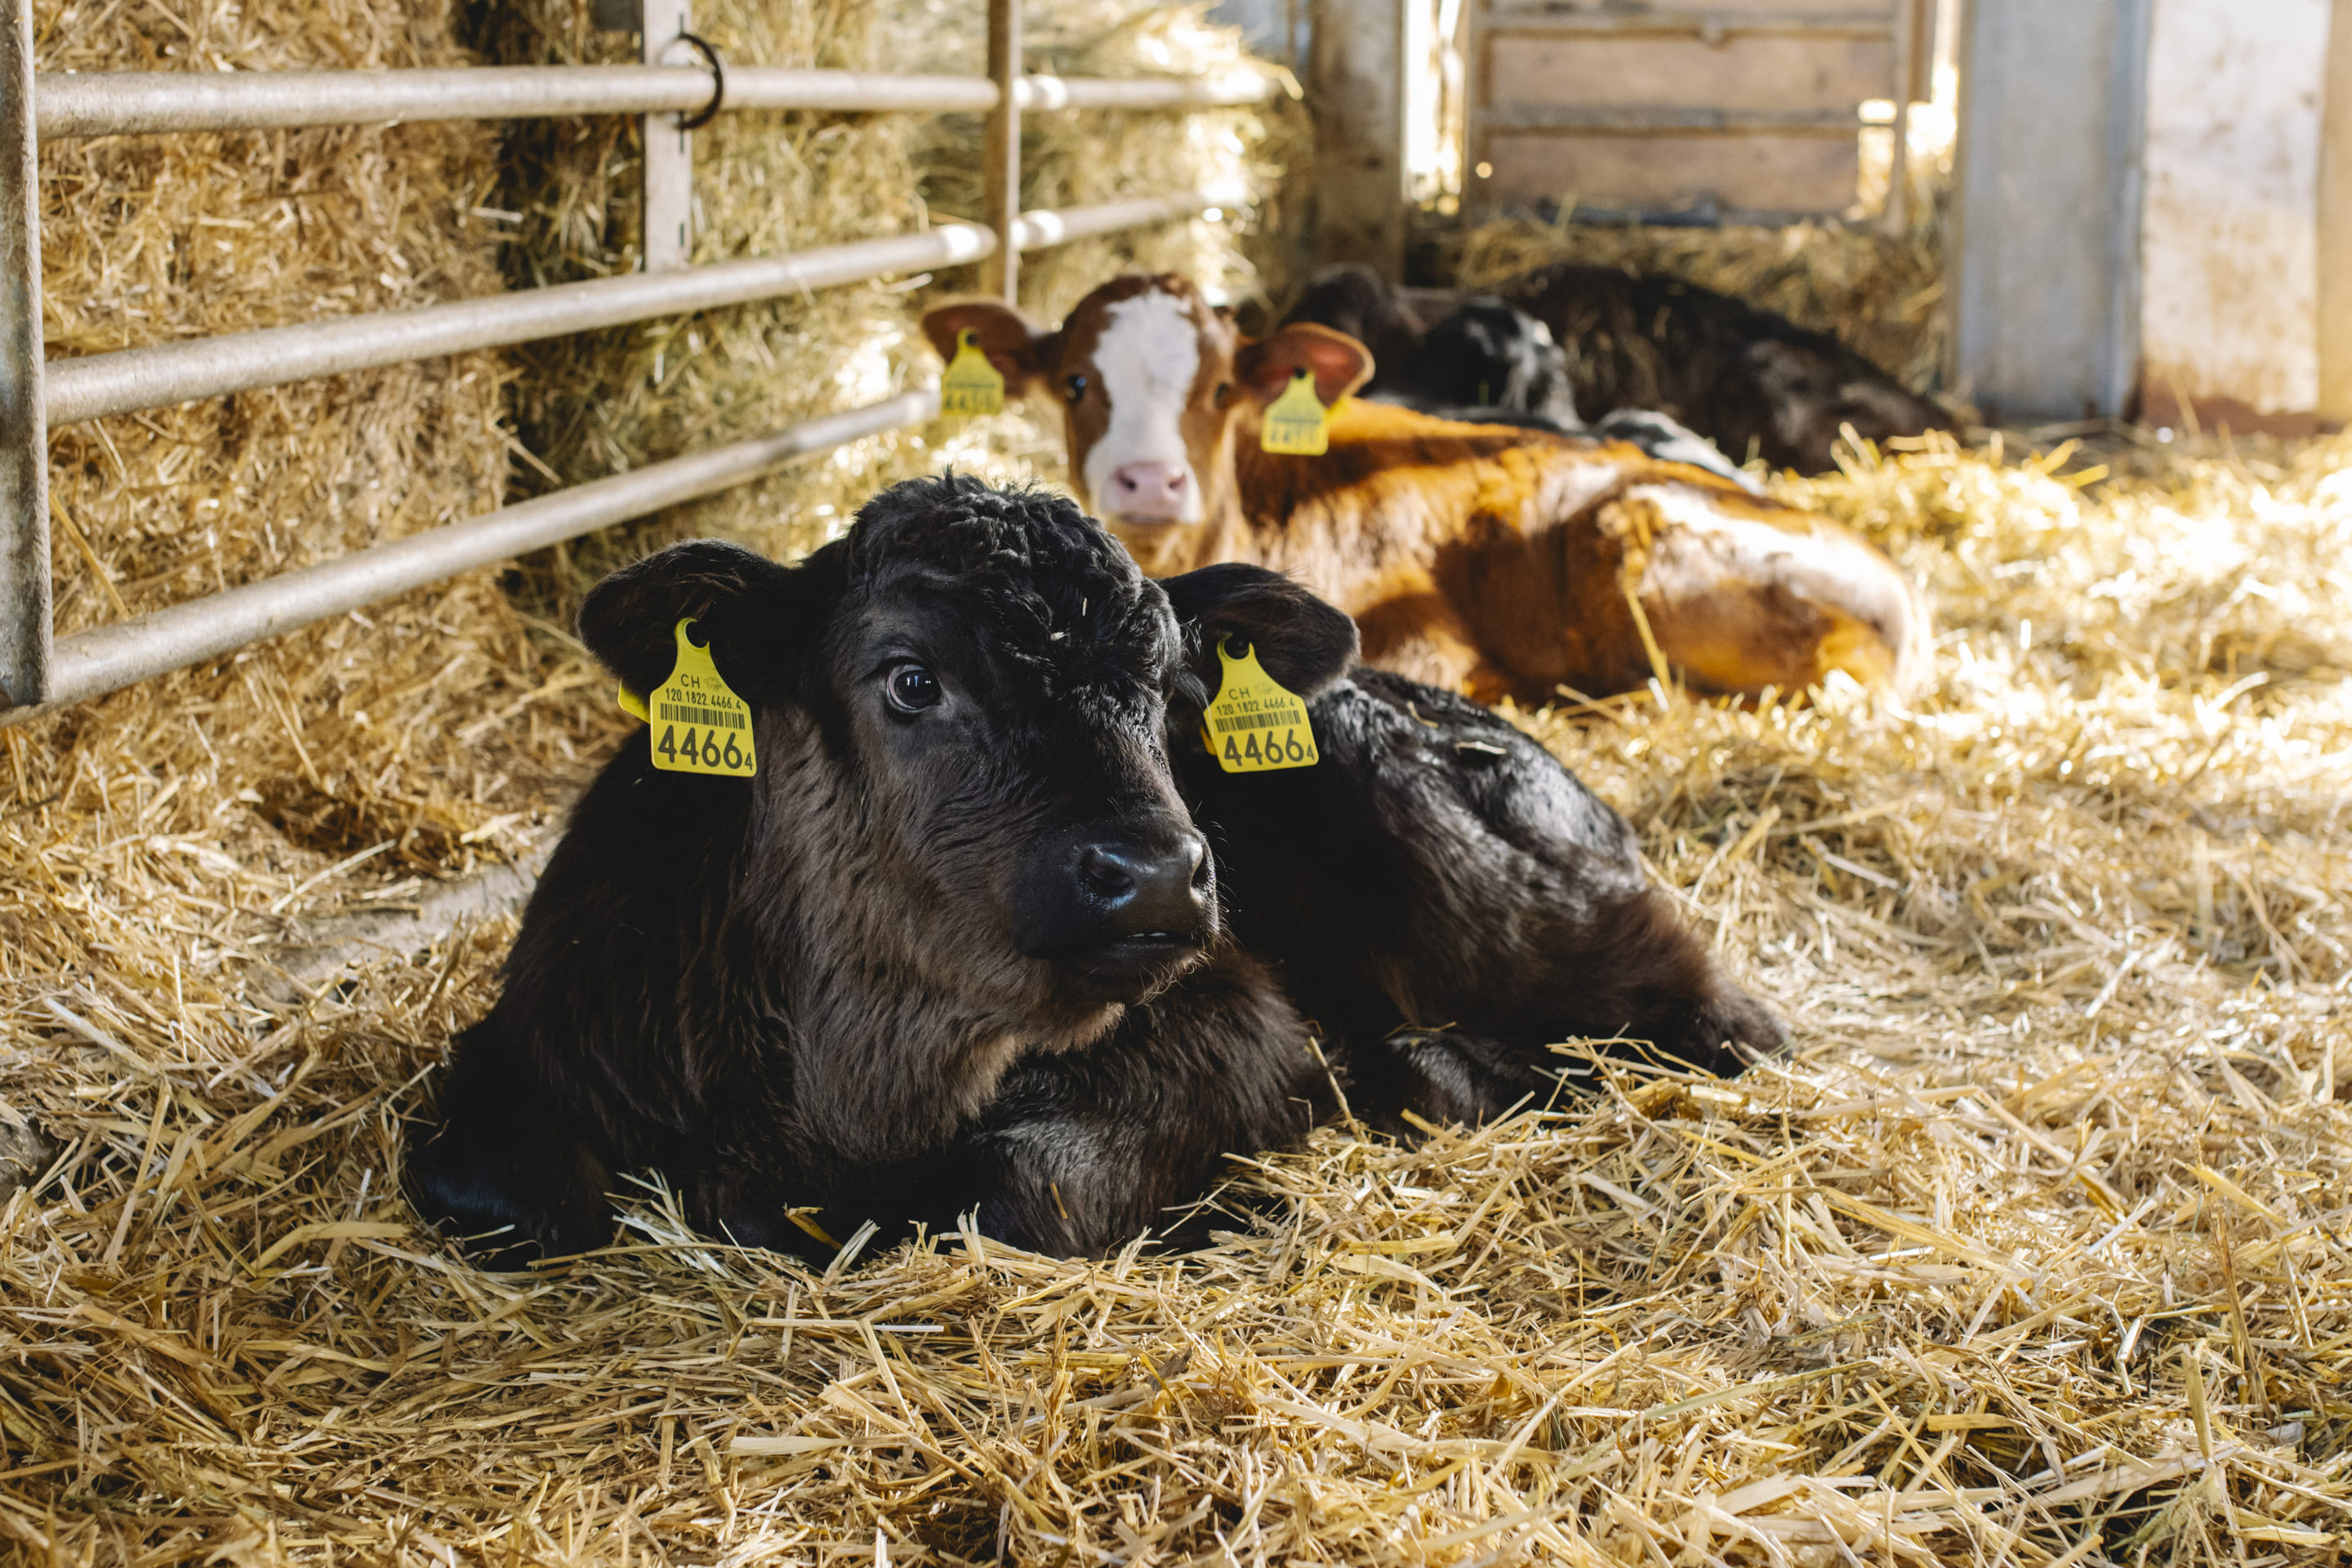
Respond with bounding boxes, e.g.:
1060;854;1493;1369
958;950;1323;1255
407;1018;617;1269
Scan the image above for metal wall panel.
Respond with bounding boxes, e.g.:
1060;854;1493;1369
1952;0;2152;422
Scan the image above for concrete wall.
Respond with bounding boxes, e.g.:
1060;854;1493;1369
2139;0;2330;428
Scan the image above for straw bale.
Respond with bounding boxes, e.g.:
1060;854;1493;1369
473;0;936;598
24;0;605;929
474;0;1289;611
7;408;2352;1561
887;0;1303;323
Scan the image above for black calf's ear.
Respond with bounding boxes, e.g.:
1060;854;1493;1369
577;540;817;708
1160;563;1358;699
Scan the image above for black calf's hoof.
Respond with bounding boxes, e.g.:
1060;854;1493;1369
1689;986;1787;1072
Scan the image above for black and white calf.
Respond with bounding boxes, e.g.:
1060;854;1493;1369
1280;263;1762;491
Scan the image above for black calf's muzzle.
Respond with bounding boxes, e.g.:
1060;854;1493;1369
1015;820;1215;1000
1076;836;1209;938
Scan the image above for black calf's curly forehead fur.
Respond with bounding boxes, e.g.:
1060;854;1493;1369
845;474;1185;719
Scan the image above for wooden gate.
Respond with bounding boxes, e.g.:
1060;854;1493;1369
1464;0;1931;225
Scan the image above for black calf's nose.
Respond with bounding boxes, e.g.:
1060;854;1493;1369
1078;834;1208;935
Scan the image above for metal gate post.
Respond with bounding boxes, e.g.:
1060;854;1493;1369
982;0;1022;302
641;0;695;271
0;0;51;708
1883;0;1919;235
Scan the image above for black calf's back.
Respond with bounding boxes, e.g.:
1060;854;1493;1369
1165;565;1782;1125
1184;670;1779;1126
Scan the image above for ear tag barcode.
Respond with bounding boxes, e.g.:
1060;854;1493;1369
1201;638;1317;773
644;618;756;777
940;329;1005;416
1259;367;1330;456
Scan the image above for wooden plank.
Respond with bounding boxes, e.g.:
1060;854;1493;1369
1481;130;1860;212
1310;0;1408;272
982;0;1021;301
1484;9;1892;39
1483;106;1859;134
1487;33;1893;113
1488;0;1887;16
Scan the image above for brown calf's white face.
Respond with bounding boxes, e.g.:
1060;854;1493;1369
1070;286;1222;524
921;274;1374;537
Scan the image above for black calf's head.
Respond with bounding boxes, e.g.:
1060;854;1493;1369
1417;299;1581;426
577;477;1350;1045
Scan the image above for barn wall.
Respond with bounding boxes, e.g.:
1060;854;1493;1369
2138;0;2331;428
1951;0;2151;422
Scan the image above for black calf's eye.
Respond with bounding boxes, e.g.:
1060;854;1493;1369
884;662;941;714
1066;373;1088;403
1213;381;1234;408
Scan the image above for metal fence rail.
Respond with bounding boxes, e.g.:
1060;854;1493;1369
47;194;1209;426
7;391;941;728
0;0;1276;716
35;65;1269;139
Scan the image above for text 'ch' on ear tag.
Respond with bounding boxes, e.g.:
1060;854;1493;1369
1202;638;1318;773
939;329;1005;417
1259;366;1330;456
645;618;757;777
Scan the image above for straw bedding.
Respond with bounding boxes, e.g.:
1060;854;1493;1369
12;3;2352;1562
4;405;2350;1561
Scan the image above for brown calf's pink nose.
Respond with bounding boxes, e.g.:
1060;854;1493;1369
1107;462;1190;519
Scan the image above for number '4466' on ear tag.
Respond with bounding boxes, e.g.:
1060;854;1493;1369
1259;367;1330;456
626;618;757;777
1202;638;1318;773
940;329;1005;417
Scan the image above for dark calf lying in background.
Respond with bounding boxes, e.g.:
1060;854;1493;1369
410;478;1779;1267
1493;261;1953;475
1282;262;1950;476
1281;264;1756;491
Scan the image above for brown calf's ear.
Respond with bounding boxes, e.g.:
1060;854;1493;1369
1159;563;1359;701
918;299;1055;397
577;539;822;710
1234;323;1375;410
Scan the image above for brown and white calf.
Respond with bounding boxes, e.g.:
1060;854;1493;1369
923;274;1930;703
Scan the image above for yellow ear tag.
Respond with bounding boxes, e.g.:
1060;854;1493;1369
1259;367;1330;456
616;682;648;721
939;329;1005;417
1200;637;1318;773
644;618;756;777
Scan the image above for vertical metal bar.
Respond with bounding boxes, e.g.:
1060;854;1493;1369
1463;0;1489;220
982;0;1022;303
0;0;51;707
1883;0;1917;234
641;0;694;272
